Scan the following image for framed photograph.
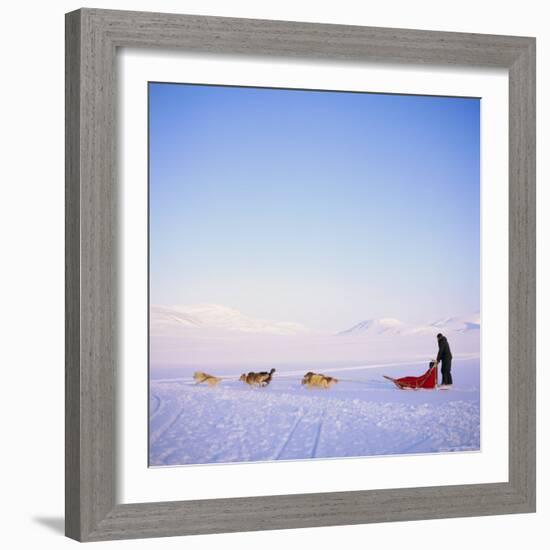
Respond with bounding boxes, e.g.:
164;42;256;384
65;8;536;542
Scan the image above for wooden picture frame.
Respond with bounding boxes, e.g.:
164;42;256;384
65;8;536;541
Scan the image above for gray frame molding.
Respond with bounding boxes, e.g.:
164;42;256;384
65;8;536;542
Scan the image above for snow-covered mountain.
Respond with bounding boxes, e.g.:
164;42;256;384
339;313;480;336
151;304;308;335
430;313;480;333
338;317;438;336
151;304;479;340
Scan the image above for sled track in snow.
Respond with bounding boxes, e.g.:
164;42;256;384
150;392;161;417
150;400;187;446
310;410;326;458
274;410;304;460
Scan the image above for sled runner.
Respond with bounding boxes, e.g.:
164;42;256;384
383;360;438;390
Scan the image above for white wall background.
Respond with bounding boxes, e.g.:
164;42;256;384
0;1;546;548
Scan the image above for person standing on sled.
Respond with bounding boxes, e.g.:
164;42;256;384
436;333;453;386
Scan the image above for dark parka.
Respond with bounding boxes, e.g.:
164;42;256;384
436;336;453;363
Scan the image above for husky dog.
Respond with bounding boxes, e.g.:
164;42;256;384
259;368;276;387
193;371;222;387
239;368;276;387
301;372;339;389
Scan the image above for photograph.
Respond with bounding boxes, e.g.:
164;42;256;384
148;82;481;467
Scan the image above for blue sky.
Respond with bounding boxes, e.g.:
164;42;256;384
149;83;480;332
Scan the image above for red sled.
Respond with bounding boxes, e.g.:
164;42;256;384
383;360;437;390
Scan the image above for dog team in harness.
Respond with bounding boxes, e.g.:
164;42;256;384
194;333;453;391
193;369;338;389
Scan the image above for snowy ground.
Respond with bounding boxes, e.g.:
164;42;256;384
149;357;480;466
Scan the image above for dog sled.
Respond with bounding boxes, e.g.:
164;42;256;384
383;360;438;390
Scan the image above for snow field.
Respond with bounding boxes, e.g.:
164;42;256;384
149;359;480;466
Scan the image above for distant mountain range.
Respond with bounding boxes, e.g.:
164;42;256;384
151;304;479;337
338;313;480;336
430;314;481;332
337;318;434;336
150;304;308;335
